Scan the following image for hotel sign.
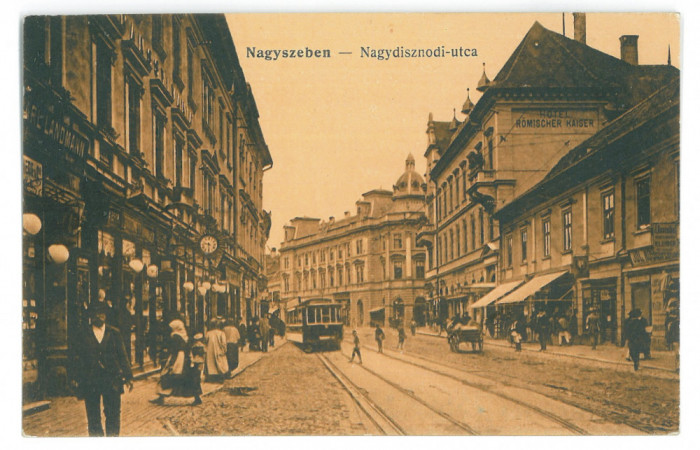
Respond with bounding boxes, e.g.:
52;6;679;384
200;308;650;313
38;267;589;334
512;109;598;133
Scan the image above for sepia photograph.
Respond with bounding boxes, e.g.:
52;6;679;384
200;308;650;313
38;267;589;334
14;3;693;441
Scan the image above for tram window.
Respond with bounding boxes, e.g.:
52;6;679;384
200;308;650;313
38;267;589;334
321;306;331;323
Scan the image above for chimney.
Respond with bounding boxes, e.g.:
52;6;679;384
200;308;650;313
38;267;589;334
620;35;639;65
573;13;586;44
344;211;351;218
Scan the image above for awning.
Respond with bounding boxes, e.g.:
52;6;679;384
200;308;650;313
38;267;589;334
469;282;496;289
496;271;569;305
469;280;524;309
369;306;385;313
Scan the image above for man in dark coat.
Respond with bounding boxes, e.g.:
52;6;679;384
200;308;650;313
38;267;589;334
73;301;133;436
535;311;550;351
622;309;649;371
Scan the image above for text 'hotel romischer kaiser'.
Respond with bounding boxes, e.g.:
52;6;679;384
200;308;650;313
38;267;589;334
22;14;272;402
277;16;679;352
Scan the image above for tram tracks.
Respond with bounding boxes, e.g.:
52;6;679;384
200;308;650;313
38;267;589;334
333;338;597;435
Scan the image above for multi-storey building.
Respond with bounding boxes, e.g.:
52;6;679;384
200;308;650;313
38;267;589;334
22;14;271;401
418;16;678;326
492;77;679;348
279;156;428;327
261;247;282;316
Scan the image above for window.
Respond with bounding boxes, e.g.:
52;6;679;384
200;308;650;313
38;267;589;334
462;220;468;254
479;209;484;245
186;39;194;101
356;239;363;255
153;111;166;178
284;257;289;269
415;260;425;279
320;251;325;263
394;233;403;249
356;264;365;283
312;252;316;265
602;191;615;240
152;16;163;52
563;210;572;252
337;267;343;285
506;234;513;267
189;151;196;189
486;137;493;169
95;39;112;127
174;136;184;187
172;17;182;84
330;250;334;261
202;69;215;131
449;229;454;260
455;226;461;257
543;218;551;257
393;260;403;280
488;217;495;241
329;268;335;287
448;179;454;212
305;254;309;266
127;77;141;156
312;271;317;289
462;169;467;202
521;228;528;262
338;247;343;259
636;177;651;229
470;214;476;251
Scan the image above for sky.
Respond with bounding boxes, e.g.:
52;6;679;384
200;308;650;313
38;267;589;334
226;12;679;250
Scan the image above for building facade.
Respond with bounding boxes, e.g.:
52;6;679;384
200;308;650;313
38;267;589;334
279;156;428;328
22;14;271;401
493;78;679;348
418;17;678;327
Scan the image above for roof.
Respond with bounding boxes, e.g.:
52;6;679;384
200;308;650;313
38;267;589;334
431;21;678;179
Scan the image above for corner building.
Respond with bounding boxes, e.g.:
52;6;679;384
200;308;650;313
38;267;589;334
279;156;428;328
22;14;272;401
418;18;677;327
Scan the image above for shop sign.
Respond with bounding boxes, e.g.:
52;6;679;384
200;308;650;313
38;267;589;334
25;102;89;158
23;156;42;196
652;223;679;261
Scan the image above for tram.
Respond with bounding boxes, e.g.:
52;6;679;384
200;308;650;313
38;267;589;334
285;298;344;352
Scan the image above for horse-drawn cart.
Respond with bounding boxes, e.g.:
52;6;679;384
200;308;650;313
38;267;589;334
447;325;484;353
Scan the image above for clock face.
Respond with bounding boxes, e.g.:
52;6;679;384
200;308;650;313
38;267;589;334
200;235;218;254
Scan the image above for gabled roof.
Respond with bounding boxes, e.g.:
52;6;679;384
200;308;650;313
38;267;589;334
492;21;678;104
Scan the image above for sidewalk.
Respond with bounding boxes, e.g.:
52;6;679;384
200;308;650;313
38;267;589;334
416;327;679;376
23;336;287;437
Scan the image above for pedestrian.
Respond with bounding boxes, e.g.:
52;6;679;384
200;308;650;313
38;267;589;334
248;317;261;351
622;309;649;371
260;313;271;353
397;326;406;351
568;310;578;345
510;315;527;352
191;332;206;383
349;330;362;364
586;309;601;350
204;318;229;382
72;301;133;436
557;314;570;345
150;317;202;406
375;324;385;353
665;298;680;351
410;319;417;336
238;319;248;352
535;311;550;351
223;317;240;373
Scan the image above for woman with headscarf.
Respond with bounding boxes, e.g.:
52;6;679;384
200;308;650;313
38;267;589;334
205;318;229;382
150;318;202;406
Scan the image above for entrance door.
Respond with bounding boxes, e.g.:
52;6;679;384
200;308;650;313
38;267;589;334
356;300;364;326
631;283;652;325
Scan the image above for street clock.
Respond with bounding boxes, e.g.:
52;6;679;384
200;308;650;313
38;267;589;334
199;234;219;255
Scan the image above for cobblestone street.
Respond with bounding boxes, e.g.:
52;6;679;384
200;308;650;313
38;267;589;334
171;343;367;435
356;327;679;434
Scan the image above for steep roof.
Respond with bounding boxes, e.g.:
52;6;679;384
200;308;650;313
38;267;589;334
491;21;678;105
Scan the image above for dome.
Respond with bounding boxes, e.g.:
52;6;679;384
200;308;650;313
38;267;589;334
393;154;425;198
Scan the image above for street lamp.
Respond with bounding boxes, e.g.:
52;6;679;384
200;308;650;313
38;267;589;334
129;258;144;273
47;244;70;264
183;281;194;292
23;213;42;235
146;264;159;278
